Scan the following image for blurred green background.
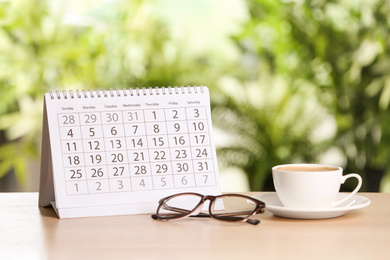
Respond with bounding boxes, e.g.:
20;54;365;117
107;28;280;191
1;0;390;192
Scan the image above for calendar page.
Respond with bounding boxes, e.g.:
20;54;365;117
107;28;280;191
39;86;222;218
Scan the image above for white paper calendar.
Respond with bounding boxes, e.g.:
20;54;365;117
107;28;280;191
39;86;222;218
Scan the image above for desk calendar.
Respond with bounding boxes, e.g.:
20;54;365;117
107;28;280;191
39;86;222;218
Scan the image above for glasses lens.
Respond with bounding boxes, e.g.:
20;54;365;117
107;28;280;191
211;195;257;221
157;194;203;219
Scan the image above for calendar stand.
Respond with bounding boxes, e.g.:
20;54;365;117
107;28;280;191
39;86;222;218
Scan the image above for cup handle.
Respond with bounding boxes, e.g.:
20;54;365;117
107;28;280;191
331;173;362;208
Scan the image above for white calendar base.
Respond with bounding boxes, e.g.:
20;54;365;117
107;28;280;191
48;201;158;219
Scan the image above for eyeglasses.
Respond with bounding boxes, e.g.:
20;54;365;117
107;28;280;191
151;193;266;225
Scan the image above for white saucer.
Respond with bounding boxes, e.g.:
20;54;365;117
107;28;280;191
252;193;371;219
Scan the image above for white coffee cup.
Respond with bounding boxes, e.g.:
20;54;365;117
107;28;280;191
272;164;362;209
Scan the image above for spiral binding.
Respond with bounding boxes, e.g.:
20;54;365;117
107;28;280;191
48;86;205;99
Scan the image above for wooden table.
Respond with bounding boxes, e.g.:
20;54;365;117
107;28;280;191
1;192;389;260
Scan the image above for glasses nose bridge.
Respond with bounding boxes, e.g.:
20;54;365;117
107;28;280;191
203;195;217;202
202;195;218;209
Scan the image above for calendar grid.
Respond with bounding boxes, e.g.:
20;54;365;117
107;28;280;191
58;106;216;196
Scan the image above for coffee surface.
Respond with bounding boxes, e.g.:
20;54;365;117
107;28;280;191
276;165;338;172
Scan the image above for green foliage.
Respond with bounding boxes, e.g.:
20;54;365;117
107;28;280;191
215;0;390;191
213;76;325;190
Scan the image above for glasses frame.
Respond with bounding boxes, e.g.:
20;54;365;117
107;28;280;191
151;192;266;225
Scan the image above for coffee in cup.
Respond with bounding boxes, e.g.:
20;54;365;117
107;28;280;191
272;164;362;209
